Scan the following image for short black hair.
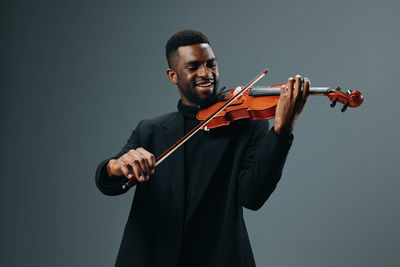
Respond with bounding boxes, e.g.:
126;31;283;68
165;29;210;68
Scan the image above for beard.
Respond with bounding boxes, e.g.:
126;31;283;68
178;78;219;108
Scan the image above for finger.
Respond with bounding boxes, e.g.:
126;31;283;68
119;160;133;179
294;74;302;100
125;155;145;182
128;149;149;176
303;77;310;101
131;158;145;182
136;148;155;171
280;85;287;97
287;77;295;98
137;148;155;175
131;152;149;181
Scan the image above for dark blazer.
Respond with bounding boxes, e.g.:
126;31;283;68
95;111;293;267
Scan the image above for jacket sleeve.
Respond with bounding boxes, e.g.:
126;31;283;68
237;120;293;210
95;121;143;196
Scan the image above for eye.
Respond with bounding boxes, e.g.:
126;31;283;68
207;61;217;69
186;65;198;71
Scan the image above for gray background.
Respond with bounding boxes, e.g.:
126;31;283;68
1;0;399;266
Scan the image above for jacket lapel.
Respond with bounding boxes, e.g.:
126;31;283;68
160;112;185;215
159;112;233;223
185;128;232;224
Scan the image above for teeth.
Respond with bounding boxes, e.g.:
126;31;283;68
197;83;212;87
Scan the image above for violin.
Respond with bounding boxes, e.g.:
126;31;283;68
122;68;363;189
197;84;363;131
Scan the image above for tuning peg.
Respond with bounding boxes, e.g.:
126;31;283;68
341;103;349;112
347;89;352;95
336;86;341;91
330;98;338;108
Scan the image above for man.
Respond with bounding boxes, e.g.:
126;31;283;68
96;29;309;267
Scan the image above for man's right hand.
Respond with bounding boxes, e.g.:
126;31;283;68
107;148;155;182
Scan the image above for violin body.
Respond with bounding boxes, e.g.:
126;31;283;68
197;88;279;130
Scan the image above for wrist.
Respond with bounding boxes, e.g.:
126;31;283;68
273;124;292;138
107;159;118;178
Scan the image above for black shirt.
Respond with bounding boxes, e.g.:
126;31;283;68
177;101;208;217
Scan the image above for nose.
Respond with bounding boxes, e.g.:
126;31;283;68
197;64;212;78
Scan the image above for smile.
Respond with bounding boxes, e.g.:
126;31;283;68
196;82;213;87
195;79;214;86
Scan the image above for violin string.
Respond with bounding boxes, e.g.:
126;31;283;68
249;86;331;96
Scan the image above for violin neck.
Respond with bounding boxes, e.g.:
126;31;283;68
249;86;331;96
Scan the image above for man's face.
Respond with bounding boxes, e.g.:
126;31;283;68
167;43;219;107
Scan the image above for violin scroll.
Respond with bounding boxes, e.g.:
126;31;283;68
327;87;364;112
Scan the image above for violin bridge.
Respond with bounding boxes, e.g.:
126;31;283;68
233;86;242;96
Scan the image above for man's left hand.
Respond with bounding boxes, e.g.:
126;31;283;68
274;75;310;137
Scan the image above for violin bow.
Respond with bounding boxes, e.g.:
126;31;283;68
122;68;270;189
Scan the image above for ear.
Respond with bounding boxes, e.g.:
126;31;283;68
166;68;178;84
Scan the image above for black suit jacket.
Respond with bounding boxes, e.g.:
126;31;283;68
95;111;293;267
